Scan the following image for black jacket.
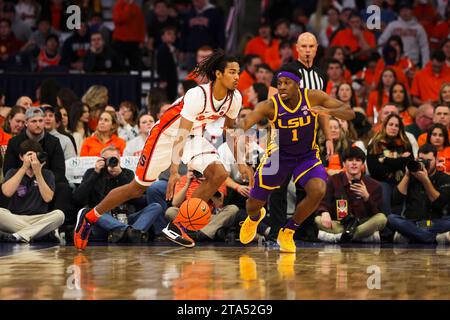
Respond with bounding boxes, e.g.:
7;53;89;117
392;171;450;221
72;167;134;208
156;42;178;101
83;46;124;73
3;130;67;183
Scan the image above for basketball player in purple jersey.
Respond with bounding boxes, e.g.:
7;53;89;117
238;66;355;253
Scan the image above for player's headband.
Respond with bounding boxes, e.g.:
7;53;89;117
277;71;301;83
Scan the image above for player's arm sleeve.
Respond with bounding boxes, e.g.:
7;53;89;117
179;88;204;122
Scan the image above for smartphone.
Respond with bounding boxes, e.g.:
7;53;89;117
351;179;361;185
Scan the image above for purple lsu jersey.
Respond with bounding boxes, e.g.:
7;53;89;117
269;88;320;156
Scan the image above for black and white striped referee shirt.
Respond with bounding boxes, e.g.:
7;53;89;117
272;60;328;91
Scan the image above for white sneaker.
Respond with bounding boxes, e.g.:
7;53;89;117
393;232;409;244
436;232;450;245
360;231;381;243
318;230;342;243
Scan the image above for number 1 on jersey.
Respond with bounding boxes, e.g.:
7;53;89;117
292;129;299;142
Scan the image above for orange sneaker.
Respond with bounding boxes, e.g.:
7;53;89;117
74;208;94;250
162;222;195;248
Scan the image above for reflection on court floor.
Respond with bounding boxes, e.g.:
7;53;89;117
0;243;449;300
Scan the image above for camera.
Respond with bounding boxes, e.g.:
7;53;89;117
407;159;430;173
104;157;119;168
340;215;360;243
36;151;48;164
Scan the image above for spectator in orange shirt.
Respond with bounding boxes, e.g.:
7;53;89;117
329;46;352;84
354;52;380;90
389;82;416;126
413;0;439;37
411;51;450;106
244;21;277;60
185;45;213;85
80;110;126;156
426;123;450;173
325;59;345;97
430;5;450;50
112;0;146;71
330;11;376;73
439;82;450;105
263;19;297;69
367;68;396;124
441;39;450;67
0;126;11;158
417;105;450;147
237;54;262;94
264;40;295;72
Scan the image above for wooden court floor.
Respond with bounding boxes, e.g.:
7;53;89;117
0;243;450;300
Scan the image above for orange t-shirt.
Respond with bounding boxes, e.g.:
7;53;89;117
417;129;450;147
430;21;449;49
237;70;255;93
437;147;450;173
112;0;145;43
400;110;414;127
374;60;410;89
411;62;450;102
263;42;298;71
366;90;389;118
80;134;126;156
355;67;376;88
244;36;278;60
330;28;376;57
0;127;12;157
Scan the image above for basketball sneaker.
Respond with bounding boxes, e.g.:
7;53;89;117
239;208;266;244
74;208;94;250
162;222;195;248
277;228;296;253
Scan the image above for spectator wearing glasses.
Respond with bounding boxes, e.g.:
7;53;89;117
406;103;435;140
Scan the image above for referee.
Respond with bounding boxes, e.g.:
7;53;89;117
268;32;331;241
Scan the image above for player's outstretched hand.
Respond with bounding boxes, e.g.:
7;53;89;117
166;172;181;201
238;164;254;188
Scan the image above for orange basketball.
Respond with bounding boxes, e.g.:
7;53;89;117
177;198;211;231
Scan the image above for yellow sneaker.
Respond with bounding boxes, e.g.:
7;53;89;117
239;208;266;244
277;253;296;279
277;228;296;253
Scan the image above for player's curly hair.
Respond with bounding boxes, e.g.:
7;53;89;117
192;49;239;81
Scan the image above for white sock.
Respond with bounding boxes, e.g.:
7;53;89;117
93;207;102;218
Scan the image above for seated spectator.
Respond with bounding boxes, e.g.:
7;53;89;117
145;0;179;51
320;117;352;176
237;54;262;95
410;51;450;106
42;105;76;160
117;101;139;142
430;6;450;50
1;1;32;43
426;123;450;173
330;11;376;73
246;83;268;108
0;18;25;70
367;68;396;124
61;20;90;71
83;32;123;73
68;102;90;155
328;46;352;84
36;34;61;71
165;167;239;243
315;146;387;243
335;82;365;116
417;104;450;147
244;21;277;61
80;110;126;156
123;114;155;156
56;87;80;111
367;114;414;215
405;103;435;139
439;82;450;105
389;82;416;126
0;139;64;243
2;105;26;136
388;144;450;244
24;18;59;52
319;6;344;48
81;84;109;131
262;19;296;69
325;59;345;96
354;52;380;91
156;26;179;101
88;13;111;45
372;103;419;156
15;96;32;109
73;146;165;243
254;63;273;89
15;0;40;29
265;40;295;74
0;126;11;159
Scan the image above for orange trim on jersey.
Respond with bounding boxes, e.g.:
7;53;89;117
135;104;182;183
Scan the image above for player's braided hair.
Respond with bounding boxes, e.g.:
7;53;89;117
192;49;239;81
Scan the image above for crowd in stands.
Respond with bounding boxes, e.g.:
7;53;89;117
0;0;449;245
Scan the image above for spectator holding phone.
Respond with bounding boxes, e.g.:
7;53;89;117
315;146;387;243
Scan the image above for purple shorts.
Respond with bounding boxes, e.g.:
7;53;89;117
250;149;327;202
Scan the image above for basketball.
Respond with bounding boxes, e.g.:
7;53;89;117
177;198;211;231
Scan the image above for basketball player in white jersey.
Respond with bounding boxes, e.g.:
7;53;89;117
74;50;254;250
